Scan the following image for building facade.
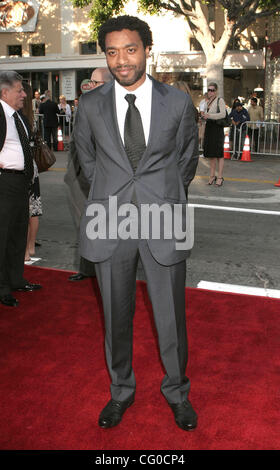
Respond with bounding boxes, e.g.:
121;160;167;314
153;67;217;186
0;0;273;109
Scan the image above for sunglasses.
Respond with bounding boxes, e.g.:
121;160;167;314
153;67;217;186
208;88;216;92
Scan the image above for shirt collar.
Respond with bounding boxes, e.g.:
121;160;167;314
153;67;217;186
114;74;152;100
0;99;18;117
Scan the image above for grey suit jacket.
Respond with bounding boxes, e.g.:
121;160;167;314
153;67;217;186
74;77;199;266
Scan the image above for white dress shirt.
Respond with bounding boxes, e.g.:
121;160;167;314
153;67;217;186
114;74;152;145
0;99;27;170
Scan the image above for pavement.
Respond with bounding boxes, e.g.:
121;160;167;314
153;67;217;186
31;149;280;291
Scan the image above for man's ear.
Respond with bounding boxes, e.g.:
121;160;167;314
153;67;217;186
145;46;152;58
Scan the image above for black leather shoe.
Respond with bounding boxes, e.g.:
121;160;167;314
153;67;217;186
0;294;19;307
98;397;134;429
13;283;42;292
68;273;89;281
169;400;197;431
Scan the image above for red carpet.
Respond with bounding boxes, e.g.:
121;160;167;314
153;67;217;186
0;266;279;450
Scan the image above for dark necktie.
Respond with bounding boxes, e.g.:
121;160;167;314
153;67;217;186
13;111;34;180
124;94;146;173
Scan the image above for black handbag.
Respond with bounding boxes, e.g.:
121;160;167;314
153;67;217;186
31;130;56;173
216;98;231;127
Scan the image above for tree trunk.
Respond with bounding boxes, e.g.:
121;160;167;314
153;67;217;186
205;54;225;97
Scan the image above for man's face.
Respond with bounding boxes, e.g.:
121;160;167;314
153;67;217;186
250;100;256;107
89;69;105;89
236;105;242;112
1;80;26;110
35;91;40;100
104;29;150;91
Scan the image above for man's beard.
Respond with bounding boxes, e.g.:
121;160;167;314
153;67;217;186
108;61;146;87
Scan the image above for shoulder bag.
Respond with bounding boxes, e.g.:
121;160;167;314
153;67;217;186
31;129;56;173
216;98;231;127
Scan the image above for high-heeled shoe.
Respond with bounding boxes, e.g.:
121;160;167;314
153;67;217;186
207;176;217;185
215;177;224;187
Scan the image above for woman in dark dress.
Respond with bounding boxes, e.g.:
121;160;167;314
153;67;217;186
201;82;227;187
22;82;43;261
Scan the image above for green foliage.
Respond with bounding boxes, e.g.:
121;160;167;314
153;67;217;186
70;0;125;38
259;0;279;8
70;0;280;40
71;0;92;7
138;0;161;15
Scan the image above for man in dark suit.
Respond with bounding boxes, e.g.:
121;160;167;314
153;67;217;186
65;68;112;282
0;71;42;307
74;16;199;431
39;91;59;151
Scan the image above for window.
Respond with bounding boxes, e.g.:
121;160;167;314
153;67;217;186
30;44;45;56
8;45;22;56
190;38;203;52
80;42;97;55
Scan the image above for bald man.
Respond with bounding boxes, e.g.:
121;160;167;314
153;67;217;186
89;68;113;90
65;68;112;281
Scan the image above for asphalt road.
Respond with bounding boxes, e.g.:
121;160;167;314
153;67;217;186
34;151;280;290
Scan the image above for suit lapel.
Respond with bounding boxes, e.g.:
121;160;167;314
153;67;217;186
137;78;167;172
99;82;132;173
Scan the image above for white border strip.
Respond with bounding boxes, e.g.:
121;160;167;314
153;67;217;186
189;204;280;216
24;257;41;265
197;281;280;299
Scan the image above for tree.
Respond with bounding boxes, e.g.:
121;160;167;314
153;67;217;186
71;0;280;93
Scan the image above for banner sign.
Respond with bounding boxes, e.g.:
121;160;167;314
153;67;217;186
0;0;39;32
61;70;76;101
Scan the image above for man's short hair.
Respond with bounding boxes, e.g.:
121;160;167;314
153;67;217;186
0;70;23;97
98;15;153;53
251;97;258;104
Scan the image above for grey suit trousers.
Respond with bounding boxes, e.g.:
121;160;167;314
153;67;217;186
95;236;190;404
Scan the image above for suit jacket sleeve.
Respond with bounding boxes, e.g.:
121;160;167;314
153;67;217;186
39;102;44;114
73;95;96;184
176;95;199;195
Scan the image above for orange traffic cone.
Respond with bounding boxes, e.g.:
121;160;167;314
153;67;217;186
240;135;251;162
274;177;280;187
57;127;64;151
223;134;231;159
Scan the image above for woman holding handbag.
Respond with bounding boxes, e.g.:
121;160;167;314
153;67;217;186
201;82;227;187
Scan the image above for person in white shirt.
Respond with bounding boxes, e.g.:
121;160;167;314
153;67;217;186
0;71;42;307
58;95;72;136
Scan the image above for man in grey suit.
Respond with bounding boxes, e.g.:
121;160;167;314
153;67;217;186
65;68;112;281
74;16;199;431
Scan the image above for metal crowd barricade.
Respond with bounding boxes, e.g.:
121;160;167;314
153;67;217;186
198;120;280;157
231;121;280;158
